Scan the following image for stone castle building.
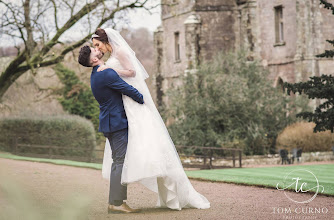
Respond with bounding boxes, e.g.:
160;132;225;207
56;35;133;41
153;0;334;107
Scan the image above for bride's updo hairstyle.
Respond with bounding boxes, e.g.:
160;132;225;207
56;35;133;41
92;28;109;44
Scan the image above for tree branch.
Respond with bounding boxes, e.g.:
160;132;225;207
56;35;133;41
1;1;26;45
97;0;146;27
16;34;92;72
50;0;59;30
60;0;75;16
16;0;150;72
31;0;103;63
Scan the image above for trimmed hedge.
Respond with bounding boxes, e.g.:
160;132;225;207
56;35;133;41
276;122;333;152
0;115;96;157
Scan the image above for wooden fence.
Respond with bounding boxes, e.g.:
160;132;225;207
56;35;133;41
176;146;242;169
92;146;242;169
5;137;242;169
9;136;95;162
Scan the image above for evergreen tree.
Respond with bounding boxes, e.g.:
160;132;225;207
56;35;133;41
283;0;334;133
165;51;298;155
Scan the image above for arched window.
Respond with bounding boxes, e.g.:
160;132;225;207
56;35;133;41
276;77;284;92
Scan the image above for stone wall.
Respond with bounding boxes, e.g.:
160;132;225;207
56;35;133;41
154;0;334;108
259;0;334;86
257;0;297;63
156;0;242;106
180;151;334;167
161;0;194;19
197;10;237;62
241;151;334;167
194;0;237;61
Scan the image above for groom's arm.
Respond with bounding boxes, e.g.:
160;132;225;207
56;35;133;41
104;69;144;104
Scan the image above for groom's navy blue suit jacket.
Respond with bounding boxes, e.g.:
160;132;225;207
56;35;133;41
90;65;144;133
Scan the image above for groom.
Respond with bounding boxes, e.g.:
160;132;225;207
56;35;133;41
78;45;143;214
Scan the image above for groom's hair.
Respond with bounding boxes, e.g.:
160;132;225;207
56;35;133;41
78;46;92;67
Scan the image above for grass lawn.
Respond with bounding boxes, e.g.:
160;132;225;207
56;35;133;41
0;152;333;196
0;152;102;170
185;164;334;196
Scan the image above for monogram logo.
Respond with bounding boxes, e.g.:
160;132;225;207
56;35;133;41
276;169;325;204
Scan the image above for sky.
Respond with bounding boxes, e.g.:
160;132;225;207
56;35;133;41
127;2;161;32
0;0;162;47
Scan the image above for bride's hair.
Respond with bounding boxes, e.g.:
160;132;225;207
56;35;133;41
93;28;109;44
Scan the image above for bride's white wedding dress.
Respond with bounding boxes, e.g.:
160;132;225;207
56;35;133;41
101;56;210;210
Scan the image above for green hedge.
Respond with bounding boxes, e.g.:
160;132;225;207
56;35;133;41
0;115;96;157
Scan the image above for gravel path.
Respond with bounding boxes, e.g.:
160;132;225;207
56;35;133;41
0;158;333;220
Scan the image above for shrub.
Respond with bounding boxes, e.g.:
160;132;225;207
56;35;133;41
0;115;96;158
276;122;333;152
164;50;306;155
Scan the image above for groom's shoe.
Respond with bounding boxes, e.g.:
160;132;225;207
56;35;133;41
108;202;141;214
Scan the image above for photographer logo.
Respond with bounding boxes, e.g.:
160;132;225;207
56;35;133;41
276;169;325;204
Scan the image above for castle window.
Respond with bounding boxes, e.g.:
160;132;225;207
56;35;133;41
174;32;180;61
274;6;285;46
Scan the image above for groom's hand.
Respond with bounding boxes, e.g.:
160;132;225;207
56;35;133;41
97;65;109;72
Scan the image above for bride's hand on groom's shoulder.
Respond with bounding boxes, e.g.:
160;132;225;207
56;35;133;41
97;65;109;72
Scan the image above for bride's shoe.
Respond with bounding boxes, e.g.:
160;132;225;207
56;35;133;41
108;202;141;214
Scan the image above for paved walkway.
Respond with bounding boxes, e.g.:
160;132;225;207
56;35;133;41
0;158;332;220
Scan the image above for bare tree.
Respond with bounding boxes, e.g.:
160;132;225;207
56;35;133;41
120;27;154;70
0;0;152;100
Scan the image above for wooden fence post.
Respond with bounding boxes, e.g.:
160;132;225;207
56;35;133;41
232;150;236;168
209;149;213;169
13;137;18;154
239;150;242;168
48;147;52;158
89;138;95;163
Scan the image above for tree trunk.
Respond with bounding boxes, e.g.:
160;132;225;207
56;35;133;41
0;51;27;99
0;68;26;100
24;0;35;55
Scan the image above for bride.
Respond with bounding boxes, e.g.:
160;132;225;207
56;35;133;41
91;28;210;210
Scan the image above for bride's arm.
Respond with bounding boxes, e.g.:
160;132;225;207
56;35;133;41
113;48;136;77
97;49;136;77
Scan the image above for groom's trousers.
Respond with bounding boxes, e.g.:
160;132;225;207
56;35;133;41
104;128;128;205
